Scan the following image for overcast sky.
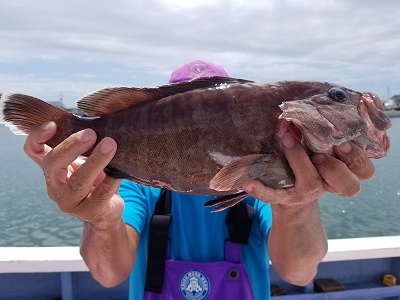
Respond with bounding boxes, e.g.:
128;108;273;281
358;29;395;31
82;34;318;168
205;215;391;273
1;0;399;107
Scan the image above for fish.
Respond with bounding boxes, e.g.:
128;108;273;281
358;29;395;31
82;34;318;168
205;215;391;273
0;77;392;212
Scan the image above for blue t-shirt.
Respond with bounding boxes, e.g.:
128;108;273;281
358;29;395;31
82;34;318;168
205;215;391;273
120;180;273;300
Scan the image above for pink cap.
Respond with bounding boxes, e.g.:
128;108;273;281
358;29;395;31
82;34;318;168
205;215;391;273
169;59;228;83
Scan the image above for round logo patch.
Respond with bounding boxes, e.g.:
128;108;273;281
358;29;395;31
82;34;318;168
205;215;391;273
180;269;210;300
189;63;209;77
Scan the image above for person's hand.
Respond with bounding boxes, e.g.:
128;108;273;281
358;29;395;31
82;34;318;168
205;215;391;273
242;132;375;205
24;121;123;224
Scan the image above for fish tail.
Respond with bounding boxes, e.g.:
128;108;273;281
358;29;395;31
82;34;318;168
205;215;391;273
0;92;74;135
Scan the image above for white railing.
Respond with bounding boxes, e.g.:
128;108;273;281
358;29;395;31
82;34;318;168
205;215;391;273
0;246;87;273
1;235;399;273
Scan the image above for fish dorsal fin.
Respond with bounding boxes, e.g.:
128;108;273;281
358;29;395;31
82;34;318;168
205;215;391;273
76;76;254;116
76;87;164;117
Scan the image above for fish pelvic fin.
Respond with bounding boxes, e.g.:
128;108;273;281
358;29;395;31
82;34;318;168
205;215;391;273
203;192;248;212
210;153;295;192
76;77;254;117
1;93;73;135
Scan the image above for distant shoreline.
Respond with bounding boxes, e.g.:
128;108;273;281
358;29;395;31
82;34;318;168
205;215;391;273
386;110;400;118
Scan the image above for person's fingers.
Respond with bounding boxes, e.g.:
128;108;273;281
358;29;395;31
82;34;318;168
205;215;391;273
57;137;117;214
310;153;361;197
334;142;375;180
242;180;296;205
243;133;325;205
43;129;98;200
23;122;57;167
243;136;376;205
281;133;325;200
23;121;122;223
67;176;122;222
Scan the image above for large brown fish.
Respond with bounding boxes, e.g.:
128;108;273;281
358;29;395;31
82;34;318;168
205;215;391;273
0;77;392;211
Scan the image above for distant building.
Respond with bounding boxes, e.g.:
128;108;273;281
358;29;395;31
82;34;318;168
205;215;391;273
384;95;400;110
391;95;400;101
47;101;65;109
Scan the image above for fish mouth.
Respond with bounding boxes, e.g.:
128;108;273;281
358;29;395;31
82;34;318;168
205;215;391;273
279;101;364;154
278;93;391;157
289;119;354;154
355;93;392;157
359;93;391;132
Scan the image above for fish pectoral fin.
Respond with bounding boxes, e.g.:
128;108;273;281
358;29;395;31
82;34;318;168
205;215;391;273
77;77;254;117
209;154;275;191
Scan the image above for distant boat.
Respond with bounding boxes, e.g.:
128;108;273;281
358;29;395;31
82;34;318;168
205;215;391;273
384;95;400;111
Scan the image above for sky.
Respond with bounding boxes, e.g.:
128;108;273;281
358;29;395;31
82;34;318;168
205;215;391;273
1;0;399;108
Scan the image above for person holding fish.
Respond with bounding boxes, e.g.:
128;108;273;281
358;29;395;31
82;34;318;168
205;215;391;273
5;60;390;300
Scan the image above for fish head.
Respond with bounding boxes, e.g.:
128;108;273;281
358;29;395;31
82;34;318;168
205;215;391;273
278;82;391;158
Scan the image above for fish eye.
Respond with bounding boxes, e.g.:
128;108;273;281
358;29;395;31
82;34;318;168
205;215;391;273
329;87;347;103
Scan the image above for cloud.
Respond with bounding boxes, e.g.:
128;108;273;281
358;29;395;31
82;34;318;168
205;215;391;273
0;0;399;107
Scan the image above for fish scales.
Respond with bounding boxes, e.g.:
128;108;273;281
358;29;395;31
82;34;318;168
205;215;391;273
91;83;284;194
0;77;392;211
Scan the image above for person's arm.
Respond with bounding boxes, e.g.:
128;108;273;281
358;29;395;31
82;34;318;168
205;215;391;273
268;202;327;285
24;122;137;287
243;132;375;286
80;220;138;287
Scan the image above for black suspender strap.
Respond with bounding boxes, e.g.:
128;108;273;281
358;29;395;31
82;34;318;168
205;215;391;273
144;189;172;293
226;201;254;244
144;189;254;294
